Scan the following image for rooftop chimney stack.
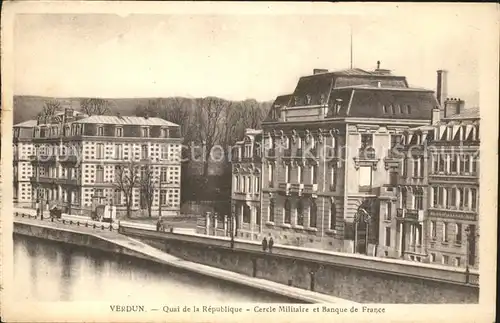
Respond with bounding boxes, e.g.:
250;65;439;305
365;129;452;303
444;98;464;118
431;106;441;125
313;69;329;75
436;70;448;108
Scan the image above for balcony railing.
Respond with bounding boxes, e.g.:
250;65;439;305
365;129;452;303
358;147;377;160
396;208;424;221
278;183;291;191
265;148;276;158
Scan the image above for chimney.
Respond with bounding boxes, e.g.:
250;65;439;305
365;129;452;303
313;69;328;75
431;106;441;125
436;70;447;108
444;98;461;118
457;98;465;115
373;61;391;75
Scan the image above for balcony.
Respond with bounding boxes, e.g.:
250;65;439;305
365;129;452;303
58;155;78;164
233;191;260;201
428;208;477;221
265;148;276;159
353;147;379;170
373;186;397;198
303;183;318;195
30;176;57;185
241;155;261;163
398;176;426;186
396;208;424;222
55;178;79;186
278;182;291;195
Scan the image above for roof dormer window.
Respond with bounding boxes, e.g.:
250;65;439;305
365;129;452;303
161;128;169;138
142;127;150;138
115;127;123;137
97;126;104;136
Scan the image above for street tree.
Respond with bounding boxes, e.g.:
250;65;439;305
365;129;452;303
113;161;140;218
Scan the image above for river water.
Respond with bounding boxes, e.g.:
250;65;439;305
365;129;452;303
13;234;295;303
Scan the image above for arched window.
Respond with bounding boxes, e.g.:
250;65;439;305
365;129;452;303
309;199;317;228
284;199;291;224
401;187;408;208
297;199;304;226
330;202;336;230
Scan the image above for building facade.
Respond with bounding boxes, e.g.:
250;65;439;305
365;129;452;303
19;107;183;217
231;129;263;239
13;120;37;205
393;99;479;269
256;67;438;254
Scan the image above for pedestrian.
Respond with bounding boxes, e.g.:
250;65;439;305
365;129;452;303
262;237;268;252
156;219;161;232
268;237;274;253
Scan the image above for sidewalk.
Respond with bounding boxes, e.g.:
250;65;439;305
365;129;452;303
14;213;357;304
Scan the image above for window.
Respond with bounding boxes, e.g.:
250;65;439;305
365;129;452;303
464;155;471;174
330;203;336;230
413;159;419;177
454;257;461;267
407;105;412;115
442;255;449;265
430;186;437;207
402;158;408;177
390;134;402;148
451;155;458;173
96;143;104;159
385;202;392;220
471;157;477;174
97;126;104;136
268;163;274;187
361;134;373;148
414;188;424;210
442;222;449;242
309;199;317;228
447;188;454;208
243;205;251;224
390;104;395;114
255;177;260;193
115;144;123;160
296;199;304;226
284;199;291;224
471;188;477;210
115;127;123;137
113;189;122;205
438;187;445;206
458;187;465;208
269;200;275;223
297;165;303;183
142;127;150;137
141;145;148;160
383;105;388;114
439;155;445;172
401;187;407;208
430;253;436;262
455;223;462;244
311;165;317;185
358;166;373;191
161;167;167;182
330;166;337;191
161;128;169;138
430;220;437;239
161;144;168;160
285;164;291;183
385;227;391;247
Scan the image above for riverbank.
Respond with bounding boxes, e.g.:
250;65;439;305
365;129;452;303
13;215;357;304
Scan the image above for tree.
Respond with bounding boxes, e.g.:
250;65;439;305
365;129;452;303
38;100;61;123
80;98;111;116
139;164;156;218
194;97;231;177
113;161;140;218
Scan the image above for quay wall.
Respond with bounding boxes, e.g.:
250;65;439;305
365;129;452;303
13;221;162;263
120;226;480;304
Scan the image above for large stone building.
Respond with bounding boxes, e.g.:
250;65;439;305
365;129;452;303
14;107;182;217
256;66;439;254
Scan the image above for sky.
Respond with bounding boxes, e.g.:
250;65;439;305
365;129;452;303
13;4;486;106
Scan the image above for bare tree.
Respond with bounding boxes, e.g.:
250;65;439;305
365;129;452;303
194;97;230;177
38;100;62;122
113;161;140;218
139;165;156;218
80;98;111;116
